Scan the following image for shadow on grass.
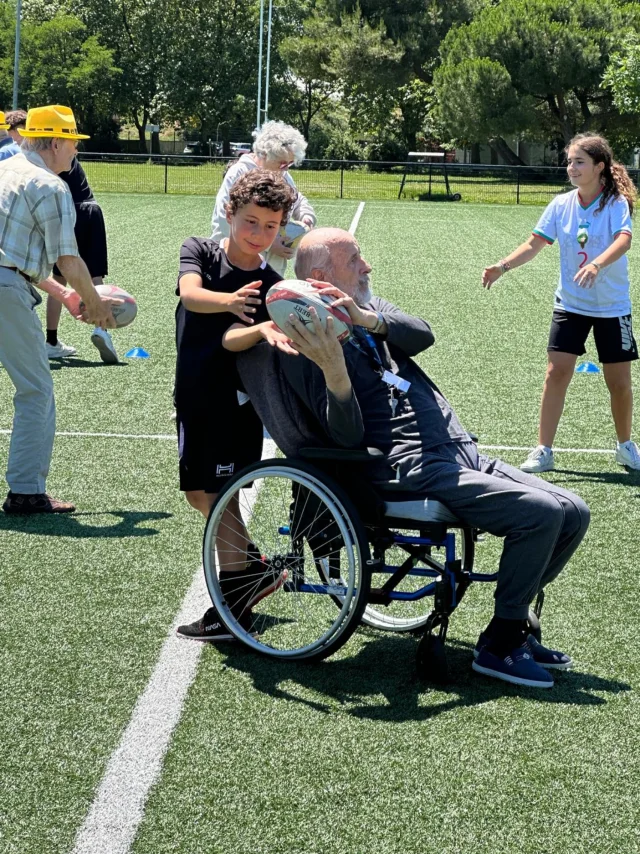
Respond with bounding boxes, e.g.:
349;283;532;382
0;509;171;537
551;469;640;489
219;632;630;722
49;358;128;370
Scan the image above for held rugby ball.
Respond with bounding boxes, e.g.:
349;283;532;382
82;284;138;328
280;220;308;250
266;279;352;344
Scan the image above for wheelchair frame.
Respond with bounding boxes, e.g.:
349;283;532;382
202;449;544;681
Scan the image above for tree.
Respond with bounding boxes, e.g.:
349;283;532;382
435;0;626;162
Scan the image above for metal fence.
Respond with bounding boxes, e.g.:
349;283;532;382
76;153;640;205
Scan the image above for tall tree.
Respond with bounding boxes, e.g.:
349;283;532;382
435;0;625;163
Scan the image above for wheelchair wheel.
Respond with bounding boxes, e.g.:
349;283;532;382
202;459;371;661
360;527;474;633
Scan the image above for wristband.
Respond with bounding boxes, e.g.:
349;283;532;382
591;261;601;272
372;312;385;334
499;260;512;274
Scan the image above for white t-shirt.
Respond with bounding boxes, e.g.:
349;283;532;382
533;189;632;317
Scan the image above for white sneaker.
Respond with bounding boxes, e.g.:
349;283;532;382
520;446;555;473
90;328;118;364
616;440;640;470
46;340;77;359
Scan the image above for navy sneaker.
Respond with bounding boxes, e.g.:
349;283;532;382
472;644;554;688
524;634;573;670
176;606;256;643
474;632;572;671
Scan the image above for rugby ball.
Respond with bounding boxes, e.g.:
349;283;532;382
82;284;137;328
280;220;308;250
266;279;352;343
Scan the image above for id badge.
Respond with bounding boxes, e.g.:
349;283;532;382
382;370;411;393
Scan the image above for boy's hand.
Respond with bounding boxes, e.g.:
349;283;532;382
260;321;298;355
269;236;294;259
228;282;262;323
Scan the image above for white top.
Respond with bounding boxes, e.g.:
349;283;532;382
210;154;316;276
0;151;78;282
533;189;632;317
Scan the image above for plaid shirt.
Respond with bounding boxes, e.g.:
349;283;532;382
0;150;78;282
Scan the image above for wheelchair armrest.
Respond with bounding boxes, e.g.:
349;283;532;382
299;446;384;462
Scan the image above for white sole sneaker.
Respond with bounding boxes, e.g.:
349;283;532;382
91;329;118;364
615;442;640;470
520;459;555;474
46;341;77;359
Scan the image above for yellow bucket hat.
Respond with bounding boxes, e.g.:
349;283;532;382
0;111;9;131
18;105;90;139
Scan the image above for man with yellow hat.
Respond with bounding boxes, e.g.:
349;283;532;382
0;111;22;161
0;104;117;514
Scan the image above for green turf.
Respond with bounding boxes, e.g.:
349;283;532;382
1;197;640;854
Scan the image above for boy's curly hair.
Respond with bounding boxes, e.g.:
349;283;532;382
227;171;296;222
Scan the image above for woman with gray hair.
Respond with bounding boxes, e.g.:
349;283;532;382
210;121;316;275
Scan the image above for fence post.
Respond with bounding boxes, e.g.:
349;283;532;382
340;161;344;199
516;167;520;205
164;157;168;194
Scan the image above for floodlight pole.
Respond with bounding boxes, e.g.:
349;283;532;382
263;0;273;124
256;0;264;130
12;0;22;109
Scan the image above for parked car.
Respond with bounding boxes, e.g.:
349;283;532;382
230;142;251;155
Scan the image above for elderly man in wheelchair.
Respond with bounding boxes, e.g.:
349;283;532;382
190;227;590;690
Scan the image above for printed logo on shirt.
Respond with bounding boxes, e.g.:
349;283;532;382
619;316;635;352
216;463;235;476
577;222;590;248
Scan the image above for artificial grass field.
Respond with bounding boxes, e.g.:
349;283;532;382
1;197;640;854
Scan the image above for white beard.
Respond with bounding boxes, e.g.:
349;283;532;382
354;275;373;306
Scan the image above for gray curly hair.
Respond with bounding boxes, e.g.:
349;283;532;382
253;120;307;165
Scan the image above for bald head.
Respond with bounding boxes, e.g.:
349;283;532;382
294;227;372;304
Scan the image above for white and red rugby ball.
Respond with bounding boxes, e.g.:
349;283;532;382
91;284;137;328
266;279;352;343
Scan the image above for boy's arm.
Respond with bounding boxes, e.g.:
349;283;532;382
223;320;298;355
179;273;261;322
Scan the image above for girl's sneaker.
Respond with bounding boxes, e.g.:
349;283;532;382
520;446;555;473
615;440;640;470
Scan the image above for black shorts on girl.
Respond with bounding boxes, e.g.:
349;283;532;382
548;308;638;363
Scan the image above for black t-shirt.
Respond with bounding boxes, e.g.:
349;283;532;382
175;237;281;404
59;157;95;205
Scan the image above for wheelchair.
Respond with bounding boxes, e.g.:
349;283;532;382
202;444;545;682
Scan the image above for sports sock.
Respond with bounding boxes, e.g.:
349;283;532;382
483;616;526;656
46;329;58;346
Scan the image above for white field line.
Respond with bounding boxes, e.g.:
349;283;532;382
0;428;616;455
70;439;276;854
349;201;365;234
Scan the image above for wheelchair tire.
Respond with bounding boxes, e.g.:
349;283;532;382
359;527;474;633
202;458;371;662
415;634;450;684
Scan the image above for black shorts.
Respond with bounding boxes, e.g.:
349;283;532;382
53;202;108;279
176;396;263;493
548;308;639;364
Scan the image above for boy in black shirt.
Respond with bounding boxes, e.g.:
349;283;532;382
175;171;297;641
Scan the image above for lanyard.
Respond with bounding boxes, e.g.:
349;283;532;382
349;326;411;415
349;327;384;374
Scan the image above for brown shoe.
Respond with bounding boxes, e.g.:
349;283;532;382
2;491;76;514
